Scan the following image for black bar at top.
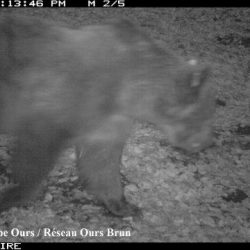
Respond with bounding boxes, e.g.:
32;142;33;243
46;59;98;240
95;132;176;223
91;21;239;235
64;0;249;7
6;0;249;8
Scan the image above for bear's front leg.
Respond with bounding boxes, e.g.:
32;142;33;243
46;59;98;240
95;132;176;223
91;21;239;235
76;138;140;217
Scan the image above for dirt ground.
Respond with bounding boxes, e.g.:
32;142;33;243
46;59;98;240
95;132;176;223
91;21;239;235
0;8;249;242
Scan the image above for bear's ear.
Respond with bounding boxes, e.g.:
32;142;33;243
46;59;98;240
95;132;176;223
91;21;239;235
174;59;211;90
187;59;211;88
172;60;212;105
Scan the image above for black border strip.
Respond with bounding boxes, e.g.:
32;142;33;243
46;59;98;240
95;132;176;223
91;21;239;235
0;0;250;8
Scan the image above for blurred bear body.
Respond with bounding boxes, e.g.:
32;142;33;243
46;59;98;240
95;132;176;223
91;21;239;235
0;15;215;216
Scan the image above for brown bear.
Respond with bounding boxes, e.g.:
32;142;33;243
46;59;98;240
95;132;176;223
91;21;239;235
0;14;215;216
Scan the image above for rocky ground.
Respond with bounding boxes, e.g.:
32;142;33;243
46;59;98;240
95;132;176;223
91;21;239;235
0;8;249;242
